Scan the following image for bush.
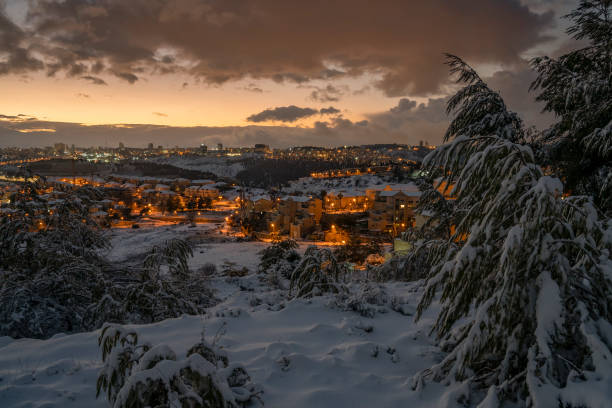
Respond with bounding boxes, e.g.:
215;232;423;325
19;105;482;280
222;261;249;277
257;239;301;288
199;262;218;276
289;246;348;298
333;235;383;265
97;324;262;407
0;236;215;339
370;240;438;282
337;282;388;318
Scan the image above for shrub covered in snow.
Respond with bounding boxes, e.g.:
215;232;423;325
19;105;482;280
333;235;384;265
337;282;388;318
257;239;301;288
289;246;348;298
97;323;262;407
0;180;215;338
0;181;111;338
371;241;437;283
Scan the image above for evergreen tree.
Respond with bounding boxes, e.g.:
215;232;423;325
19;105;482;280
413;55;612;406
444;54;526;144
531;0;612;214
290;246;348;298
258;239;301;287
0;179;215;338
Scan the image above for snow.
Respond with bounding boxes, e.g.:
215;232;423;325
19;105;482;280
3;217;610;407
150;156;245;178
535;271;563;360
0;229;454;408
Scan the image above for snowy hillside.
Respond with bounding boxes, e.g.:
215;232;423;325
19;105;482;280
0;228;451;408
150;157;245;178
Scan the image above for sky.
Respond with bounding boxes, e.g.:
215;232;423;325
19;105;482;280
0;0;578;148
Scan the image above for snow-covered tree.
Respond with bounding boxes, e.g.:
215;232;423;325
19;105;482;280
97;323;262;407
290;246;348;298
444;54;526;144
0;179;111;338
257;239;301;287
530;0;611;215
413;55;612;406
0;180;214;338
143;238;194;279
86;238;215;331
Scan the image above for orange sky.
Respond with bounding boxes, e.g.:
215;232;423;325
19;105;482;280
0;71;433;128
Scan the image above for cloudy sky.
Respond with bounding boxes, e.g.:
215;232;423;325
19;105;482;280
0;0;577;148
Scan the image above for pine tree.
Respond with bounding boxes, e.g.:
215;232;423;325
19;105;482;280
290;246;348;298
530;0;612;215
413;56;612;406
0;179;214;338
257;239;301;288
444;54;526;144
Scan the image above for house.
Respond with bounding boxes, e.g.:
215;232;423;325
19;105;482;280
324;224;349;243
325;190;368;212
261;196;322;237
368;190;420;235
251;195;275;212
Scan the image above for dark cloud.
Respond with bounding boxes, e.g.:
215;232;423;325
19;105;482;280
365;61;557;143
352;86;370;96
367;97;449;143
114;72;138;83
0;9;43;75
81;75;107;85
241;83;264;93
153;112;168;117
486;61;555;130
390;98;417;114
247;105;342;123
319;106;341;115
76;93;90;98
247;105;318;123
0;0;555;95
308;84;347;102
0;113;36;122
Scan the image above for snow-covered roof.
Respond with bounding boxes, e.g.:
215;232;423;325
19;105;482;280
285;196;310;203
379;190;401;197
192;179;215;185
251;195;271;202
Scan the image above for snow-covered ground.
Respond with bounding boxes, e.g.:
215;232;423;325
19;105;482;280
0;226;452;407
284;174;408;195
150;156;245;178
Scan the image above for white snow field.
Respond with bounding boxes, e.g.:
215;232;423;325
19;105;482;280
0;227;456;408
150;156;245;178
